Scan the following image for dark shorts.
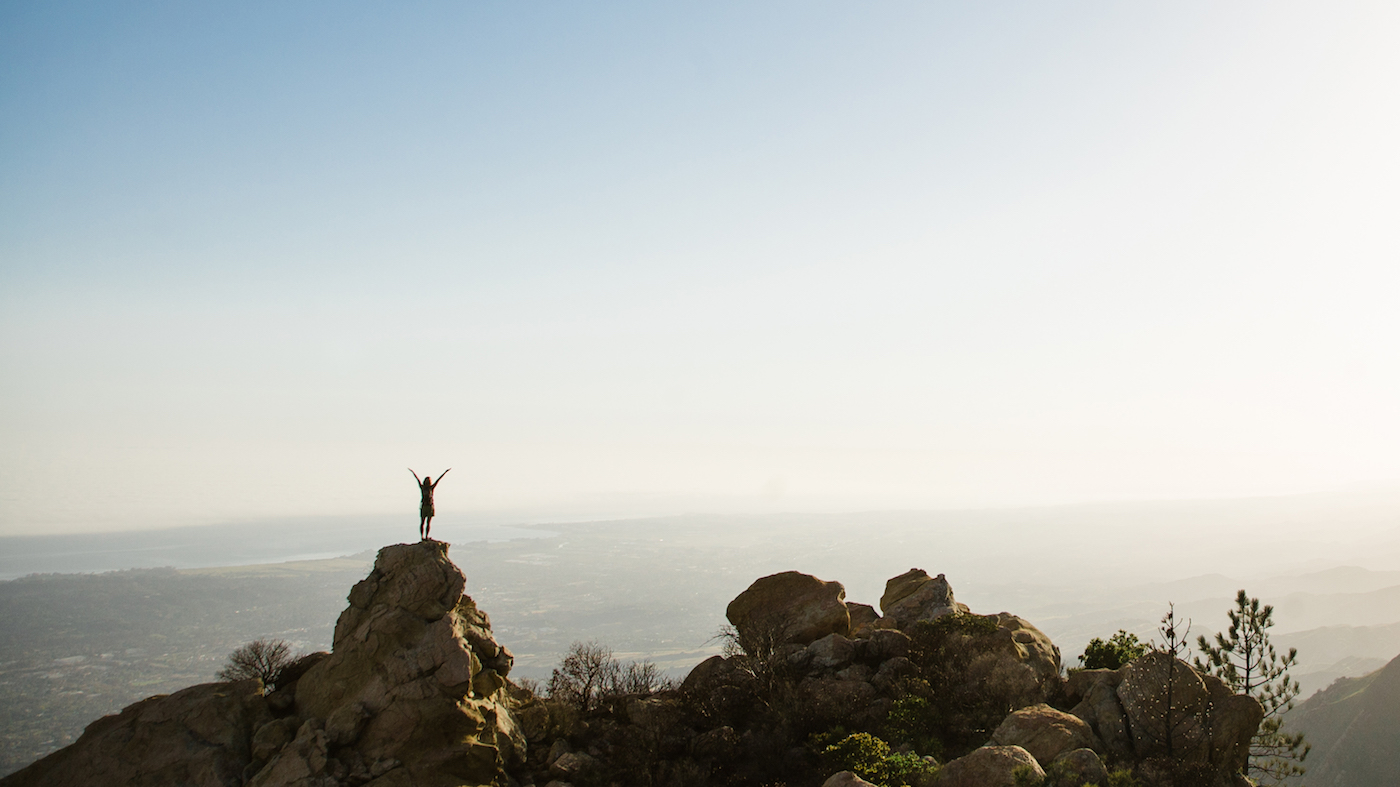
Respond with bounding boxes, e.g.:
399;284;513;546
421;503;435;518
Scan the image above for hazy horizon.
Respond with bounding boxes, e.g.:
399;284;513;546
5;2;1400;537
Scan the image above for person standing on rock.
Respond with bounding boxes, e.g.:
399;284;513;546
409;468;449;540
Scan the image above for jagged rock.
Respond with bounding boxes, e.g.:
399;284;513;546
1064;667;1115;706
726;571;851;645
1069;669;1132;760
545;738;571;766
549;751;596;779
246;719;331;787
822;771;879;787
807;633;856;669
0;679;270;787
1050;748;1109;785
286;540;525;786
879;569;960;628
1200;672;1267;777
252;717;301;763
990;703;1099;766
932;745;1043;787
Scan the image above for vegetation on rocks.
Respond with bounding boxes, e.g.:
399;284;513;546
2;550;1287;787
1078;632;1148;671
1194;590;1309;785
216;638;296;689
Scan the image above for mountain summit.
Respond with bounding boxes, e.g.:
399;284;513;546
2;540;524;787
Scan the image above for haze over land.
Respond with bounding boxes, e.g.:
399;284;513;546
3;3;1400;782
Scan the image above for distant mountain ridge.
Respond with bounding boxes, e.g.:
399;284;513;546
1285;652;1400;786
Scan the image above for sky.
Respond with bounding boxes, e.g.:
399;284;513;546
2;2;1399;535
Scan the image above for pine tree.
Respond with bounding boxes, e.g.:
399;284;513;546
1195;590;1309;785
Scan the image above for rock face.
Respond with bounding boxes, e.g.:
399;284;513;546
726;571;851;646
0;679;270;787
932;745;1042;787
2;540;525;787
279;540;523;786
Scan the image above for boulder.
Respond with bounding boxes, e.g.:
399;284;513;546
0;679;270;787
865;629;912;663
1069;669;1132;760
871;656;918;694
726;571;851;646
250;717;300;763
990;703;1099;766
932;745;1042;787
823;771;879;787
1117;652;1214;761
245;719;330;787
807;633;856;670
1051;748;1109;786
1064;668;1115;706
549;751;596;779
880;570;959;628
1069;652;1263;784
691;726;741;760
987;614;1061;691
848;603;881;635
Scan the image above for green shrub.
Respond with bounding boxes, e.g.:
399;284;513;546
882;695;942;760
820;732;938;787
1077;631;1148;670
823;732;890;782
883;751;939;787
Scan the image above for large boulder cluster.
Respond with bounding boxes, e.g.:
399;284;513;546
2;551;1268;787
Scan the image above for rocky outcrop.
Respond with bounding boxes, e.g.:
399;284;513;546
726;571;851;646
1069;652;1263;786
932;745;1042;787
880;569;964;629
1;679;270;787
267;539;523;787
2;540;526;787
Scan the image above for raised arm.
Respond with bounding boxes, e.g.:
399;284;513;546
409;468;423;485
432;468;451;488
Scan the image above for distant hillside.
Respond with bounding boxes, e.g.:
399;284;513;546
1285;652;1400;786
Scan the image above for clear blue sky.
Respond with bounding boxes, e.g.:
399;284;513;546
3;2;1398;533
